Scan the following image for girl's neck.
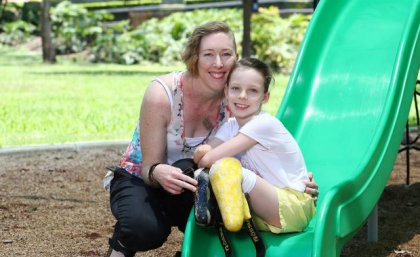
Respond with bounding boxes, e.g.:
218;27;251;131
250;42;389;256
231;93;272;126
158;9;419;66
236;109;263;127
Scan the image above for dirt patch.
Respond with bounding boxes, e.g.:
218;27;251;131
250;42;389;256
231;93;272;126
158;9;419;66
0;142;419;257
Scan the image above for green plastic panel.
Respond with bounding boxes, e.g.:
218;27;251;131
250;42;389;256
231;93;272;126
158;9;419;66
182;0;420;256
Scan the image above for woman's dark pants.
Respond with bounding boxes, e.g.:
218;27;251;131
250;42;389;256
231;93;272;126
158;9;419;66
108;159;196;256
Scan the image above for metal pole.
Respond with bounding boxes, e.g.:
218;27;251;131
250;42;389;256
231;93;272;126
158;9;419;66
367;205;378;242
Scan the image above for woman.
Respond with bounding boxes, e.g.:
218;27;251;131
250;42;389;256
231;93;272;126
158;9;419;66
105;21;318;257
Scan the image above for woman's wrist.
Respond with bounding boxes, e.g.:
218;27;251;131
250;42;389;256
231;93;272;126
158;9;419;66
148;163;162;185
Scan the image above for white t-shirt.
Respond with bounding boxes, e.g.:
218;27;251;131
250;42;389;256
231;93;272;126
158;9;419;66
215;111;308;192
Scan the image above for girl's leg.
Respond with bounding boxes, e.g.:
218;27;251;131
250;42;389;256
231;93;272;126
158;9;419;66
247;176;281;228
209;158;251;232
209;159;280;229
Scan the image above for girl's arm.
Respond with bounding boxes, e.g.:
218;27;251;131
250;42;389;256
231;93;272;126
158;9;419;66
193;138;224;164
198;133;257;168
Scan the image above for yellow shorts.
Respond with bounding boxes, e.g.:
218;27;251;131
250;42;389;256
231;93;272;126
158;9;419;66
253;188;315;234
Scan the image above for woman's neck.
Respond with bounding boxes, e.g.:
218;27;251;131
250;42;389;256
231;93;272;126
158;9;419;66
183;72;224;108
181;72;224;137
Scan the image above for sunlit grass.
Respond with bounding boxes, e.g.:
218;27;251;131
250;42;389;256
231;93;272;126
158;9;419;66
0;45;288;147
2;45;417;147
0;46;184;146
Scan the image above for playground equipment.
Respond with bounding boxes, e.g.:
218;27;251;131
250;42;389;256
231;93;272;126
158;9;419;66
399;79;420;185
181;0;420;256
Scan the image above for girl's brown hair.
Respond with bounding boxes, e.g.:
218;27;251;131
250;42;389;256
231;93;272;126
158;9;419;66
228;57;273;93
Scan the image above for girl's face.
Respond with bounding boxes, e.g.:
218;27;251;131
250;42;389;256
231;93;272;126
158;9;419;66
197;32;237;93
226;67;269;126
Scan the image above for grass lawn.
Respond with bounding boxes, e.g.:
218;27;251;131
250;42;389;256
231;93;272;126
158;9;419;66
1;45;417;147
0;46;180;146
0;45;288;147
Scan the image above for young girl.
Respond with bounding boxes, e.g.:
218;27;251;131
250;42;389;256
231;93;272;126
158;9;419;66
194;57;315;233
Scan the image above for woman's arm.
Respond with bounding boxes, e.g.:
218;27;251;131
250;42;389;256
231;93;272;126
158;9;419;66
198;133;257;168
304;172;319;201
140;80;170;178
140;78;197;194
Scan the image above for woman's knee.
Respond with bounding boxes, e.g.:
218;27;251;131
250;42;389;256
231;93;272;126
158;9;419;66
117;216;171;252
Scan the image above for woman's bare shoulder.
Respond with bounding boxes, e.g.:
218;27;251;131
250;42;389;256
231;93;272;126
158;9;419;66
147;72;174;92
154;72;179;88
142;72;178;111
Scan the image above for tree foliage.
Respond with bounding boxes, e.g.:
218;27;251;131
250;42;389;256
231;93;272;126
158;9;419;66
0;1;310;73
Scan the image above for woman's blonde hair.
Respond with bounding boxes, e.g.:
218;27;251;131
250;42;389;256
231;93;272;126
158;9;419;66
182;21;237;76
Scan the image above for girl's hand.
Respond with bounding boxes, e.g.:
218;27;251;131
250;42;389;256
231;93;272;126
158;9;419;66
152;164;197;195
304;172;319;202
193;144;212;165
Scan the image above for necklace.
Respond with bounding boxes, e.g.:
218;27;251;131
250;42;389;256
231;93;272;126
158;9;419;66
181;127;213;153
179;73;220;153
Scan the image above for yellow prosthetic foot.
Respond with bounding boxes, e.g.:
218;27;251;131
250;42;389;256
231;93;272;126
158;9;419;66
209;157;251;232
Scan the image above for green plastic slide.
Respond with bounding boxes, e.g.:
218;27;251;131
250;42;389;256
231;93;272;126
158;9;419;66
181;0;420;256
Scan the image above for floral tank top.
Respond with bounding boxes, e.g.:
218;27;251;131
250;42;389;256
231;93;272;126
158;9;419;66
119;72;230;178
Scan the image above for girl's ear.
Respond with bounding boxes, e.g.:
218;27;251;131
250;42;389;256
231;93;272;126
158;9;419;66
262;92;270;104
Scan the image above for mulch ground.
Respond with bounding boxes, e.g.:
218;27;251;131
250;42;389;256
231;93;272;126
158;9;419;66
0;141;419;257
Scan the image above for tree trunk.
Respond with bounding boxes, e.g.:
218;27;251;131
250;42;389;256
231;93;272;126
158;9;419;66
41;0;56;64
242;0;252;58
313;0;320;10
0;0;5;21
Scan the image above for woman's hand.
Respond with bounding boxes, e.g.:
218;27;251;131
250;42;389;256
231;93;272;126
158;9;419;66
304;172;319;202
151;164;198;195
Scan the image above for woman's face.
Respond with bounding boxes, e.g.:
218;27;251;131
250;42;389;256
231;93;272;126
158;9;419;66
197;32;237;93
226;67;269;126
